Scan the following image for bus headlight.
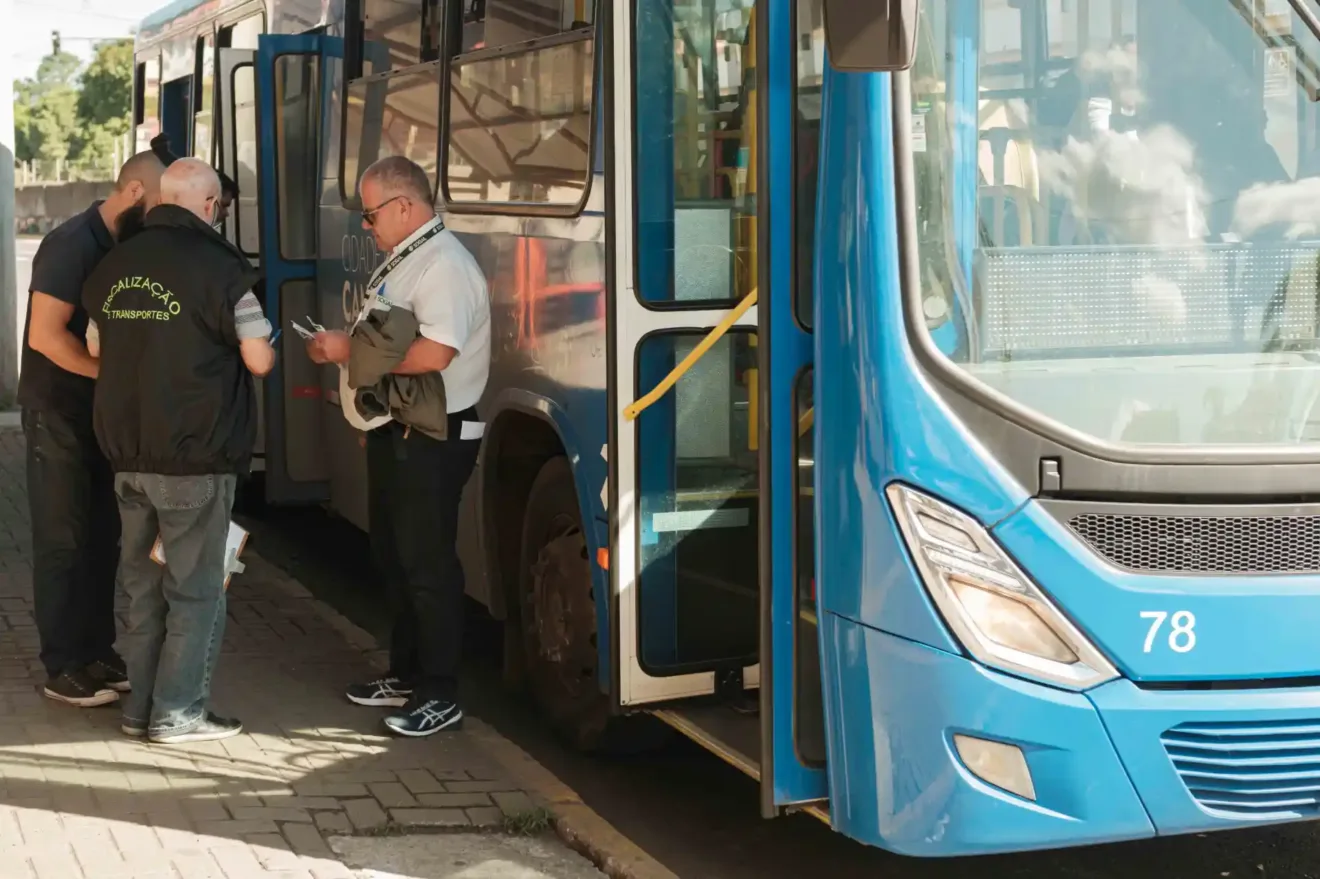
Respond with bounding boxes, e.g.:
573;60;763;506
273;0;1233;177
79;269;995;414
887;485;1118;691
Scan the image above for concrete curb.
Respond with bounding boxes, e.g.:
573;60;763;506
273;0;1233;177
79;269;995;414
466;718;681;879
247;550;679;879
0;411;19;429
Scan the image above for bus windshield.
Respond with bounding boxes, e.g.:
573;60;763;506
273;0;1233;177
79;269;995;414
911;0;1320;448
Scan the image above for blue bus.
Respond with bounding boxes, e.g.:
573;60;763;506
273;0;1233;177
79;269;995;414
134;0;1320;856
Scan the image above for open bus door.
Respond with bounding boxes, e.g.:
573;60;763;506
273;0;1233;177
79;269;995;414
240;34;335;504
612;0;829;817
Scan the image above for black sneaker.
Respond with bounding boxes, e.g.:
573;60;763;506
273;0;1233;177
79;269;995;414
43;668;119;707
150;712;243;744
345;676;412;707
383;698;463;738
87;658;131;693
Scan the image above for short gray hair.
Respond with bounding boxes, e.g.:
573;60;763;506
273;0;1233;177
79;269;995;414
362;156;433;205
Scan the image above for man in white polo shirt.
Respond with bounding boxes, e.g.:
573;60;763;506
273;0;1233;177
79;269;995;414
307;156;490;737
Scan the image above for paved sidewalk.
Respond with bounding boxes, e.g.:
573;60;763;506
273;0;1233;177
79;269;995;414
0;428;599;879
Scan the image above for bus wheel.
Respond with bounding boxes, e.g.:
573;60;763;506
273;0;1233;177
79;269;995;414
519;457;610;750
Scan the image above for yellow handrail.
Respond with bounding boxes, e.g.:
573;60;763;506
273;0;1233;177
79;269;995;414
622;288;758;422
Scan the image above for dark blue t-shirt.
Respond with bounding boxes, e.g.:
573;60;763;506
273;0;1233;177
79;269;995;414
17;202;115;416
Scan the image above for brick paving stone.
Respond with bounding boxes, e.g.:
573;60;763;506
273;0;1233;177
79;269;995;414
0;428;554;879
389;808;470;827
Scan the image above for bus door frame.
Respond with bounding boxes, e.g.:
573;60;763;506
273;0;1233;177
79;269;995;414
252;33;334;505
756;0;829;816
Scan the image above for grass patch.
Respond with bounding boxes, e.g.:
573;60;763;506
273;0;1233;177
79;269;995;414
501;806;554;836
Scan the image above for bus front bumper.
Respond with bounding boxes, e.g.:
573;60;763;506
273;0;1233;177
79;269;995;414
826;616;1320;856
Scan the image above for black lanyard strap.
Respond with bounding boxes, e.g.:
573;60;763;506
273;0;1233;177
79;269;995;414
365;220;446;294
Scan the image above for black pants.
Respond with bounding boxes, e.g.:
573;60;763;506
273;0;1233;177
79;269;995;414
367;414;480;703
22;408;121;679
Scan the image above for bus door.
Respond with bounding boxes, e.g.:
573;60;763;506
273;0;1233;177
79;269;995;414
245;34;334;504
613;0;828;814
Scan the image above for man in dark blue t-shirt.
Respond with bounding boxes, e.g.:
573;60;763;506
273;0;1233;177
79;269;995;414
18;150;165;707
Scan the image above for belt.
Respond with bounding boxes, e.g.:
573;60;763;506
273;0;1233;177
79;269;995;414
386;408;484;441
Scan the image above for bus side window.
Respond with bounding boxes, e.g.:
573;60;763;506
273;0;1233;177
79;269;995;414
194;34;215;162
220;12;265;257
135;55;161;154
440;0;598;211
340;0;442;206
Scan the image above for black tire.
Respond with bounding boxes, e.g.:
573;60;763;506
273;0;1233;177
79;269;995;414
518;457;613;750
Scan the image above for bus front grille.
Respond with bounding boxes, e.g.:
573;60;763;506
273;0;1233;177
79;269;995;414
1068;513;1320;575
1163;720;1320;818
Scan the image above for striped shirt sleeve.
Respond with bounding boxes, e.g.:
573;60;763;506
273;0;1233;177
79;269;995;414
234;291;273;340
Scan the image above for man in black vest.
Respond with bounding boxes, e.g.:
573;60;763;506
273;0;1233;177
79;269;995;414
20;149;164;708
83;158;276;744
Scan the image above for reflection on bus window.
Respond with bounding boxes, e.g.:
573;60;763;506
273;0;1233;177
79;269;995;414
232;64;260;255
194;35;215;161
636;0;758;305
444;36;594;208
363;0;441;70
794;0;824;328
912;0;1320;448
458;0;594;53
344;71;440;202
136;56;161;153
227;14;263;50
275;54;321;260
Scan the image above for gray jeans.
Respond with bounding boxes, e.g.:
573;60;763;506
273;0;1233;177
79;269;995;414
114;473;237;735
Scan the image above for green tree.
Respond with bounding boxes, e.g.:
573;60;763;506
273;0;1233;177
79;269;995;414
13;31;84;172
71;38;134;175
77;38;133;128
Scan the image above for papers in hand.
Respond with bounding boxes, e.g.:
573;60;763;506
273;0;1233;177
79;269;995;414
150;521;250;590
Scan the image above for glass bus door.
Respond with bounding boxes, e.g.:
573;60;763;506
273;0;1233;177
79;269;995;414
247;34;334;504
613;0;828;813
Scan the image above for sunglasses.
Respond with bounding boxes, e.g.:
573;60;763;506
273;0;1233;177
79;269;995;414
362;195;406;227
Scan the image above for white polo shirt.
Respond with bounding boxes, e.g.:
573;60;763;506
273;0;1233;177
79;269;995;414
343;216;491;425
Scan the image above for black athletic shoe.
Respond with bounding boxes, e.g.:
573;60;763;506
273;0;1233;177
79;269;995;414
383;698;463;738
87;658;131;693
345;676;412;707
42;669;119;707
150;712;243;744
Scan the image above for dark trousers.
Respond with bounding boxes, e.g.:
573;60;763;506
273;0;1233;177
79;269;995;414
22;408;121;679
367;415;480;703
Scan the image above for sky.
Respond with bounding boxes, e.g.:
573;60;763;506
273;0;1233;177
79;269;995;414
12;0;164;80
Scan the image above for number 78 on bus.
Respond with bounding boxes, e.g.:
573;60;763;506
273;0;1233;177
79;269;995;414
133;0;1320;857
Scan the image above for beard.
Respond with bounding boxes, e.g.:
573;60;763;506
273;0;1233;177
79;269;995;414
115;200;147;241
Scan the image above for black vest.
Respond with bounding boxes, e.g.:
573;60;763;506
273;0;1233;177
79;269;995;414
83;205;261;476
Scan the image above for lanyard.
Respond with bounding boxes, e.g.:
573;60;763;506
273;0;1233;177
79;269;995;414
365;219;446;294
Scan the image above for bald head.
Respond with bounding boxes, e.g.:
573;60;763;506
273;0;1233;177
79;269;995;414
117;150;165;195
160;158;222;225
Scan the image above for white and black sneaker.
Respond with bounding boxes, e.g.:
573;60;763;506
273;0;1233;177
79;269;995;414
150;712;243;744
345;676;412;708
383;698;463;738
43;669;119;707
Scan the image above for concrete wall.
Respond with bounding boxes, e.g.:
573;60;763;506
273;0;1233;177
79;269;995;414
16;181;115;235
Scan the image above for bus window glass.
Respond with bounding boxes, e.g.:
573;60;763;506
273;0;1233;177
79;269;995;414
194;35;215;161
276;54;321;260
343;70;440;203
136;56;161;153
635;330;760;672
363;0;441;70
912;0;1320;448
635;0;757;305
161;76;194;155
232;63;260;255
794;0;824;328
444;35;594;208
228;14;263;50
458;0;593;53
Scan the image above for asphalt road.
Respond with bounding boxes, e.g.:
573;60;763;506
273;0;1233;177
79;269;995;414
241;502;1320;879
